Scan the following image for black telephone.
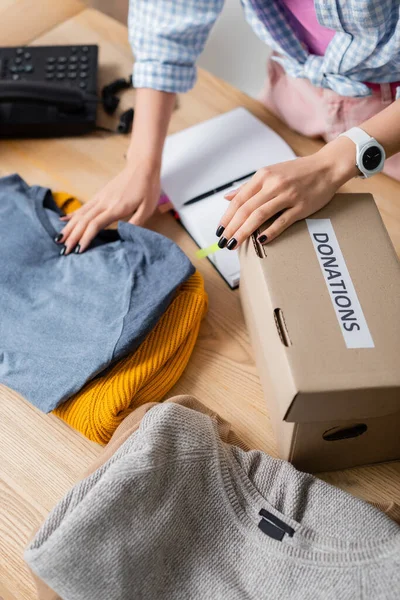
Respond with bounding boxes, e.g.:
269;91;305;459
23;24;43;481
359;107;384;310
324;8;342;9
0;45;99;138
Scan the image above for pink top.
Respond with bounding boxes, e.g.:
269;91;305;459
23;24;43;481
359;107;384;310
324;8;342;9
280;0;400;94
280;0;334;56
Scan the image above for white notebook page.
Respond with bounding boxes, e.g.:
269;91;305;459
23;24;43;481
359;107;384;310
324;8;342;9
161;108;296;287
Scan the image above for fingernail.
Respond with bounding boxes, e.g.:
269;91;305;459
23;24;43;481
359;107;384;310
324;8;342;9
59;245;66;256
258;235;268;244
54;233;63;243
224;188;238;198
227;237;237;250
218;236;228;249
216;225;225;237
74;244;81;254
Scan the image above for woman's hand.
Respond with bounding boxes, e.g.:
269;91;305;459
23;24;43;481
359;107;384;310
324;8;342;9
56;88;176;255
57;157;161;255
216;137;358;249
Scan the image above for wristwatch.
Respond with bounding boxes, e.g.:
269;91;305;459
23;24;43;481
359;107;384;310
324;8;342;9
339;127;386;178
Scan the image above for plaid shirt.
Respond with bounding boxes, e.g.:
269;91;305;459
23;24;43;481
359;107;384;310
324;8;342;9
129;0;400;98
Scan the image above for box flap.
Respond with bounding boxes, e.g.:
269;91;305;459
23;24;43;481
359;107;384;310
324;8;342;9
240;193;400;423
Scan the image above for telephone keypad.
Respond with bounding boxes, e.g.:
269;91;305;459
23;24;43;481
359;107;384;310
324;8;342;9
0;44;99;138
0;45;98;95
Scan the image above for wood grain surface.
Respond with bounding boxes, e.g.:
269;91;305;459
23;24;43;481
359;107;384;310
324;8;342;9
0;0;84;47
1;4;400;599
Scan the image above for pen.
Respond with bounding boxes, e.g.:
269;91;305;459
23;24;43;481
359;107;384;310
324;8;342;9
183;170;256;206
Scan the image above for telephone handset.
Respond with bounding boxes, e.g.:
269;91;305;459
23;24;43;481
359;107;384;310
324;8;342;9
0;81;97;112
0;44;98;137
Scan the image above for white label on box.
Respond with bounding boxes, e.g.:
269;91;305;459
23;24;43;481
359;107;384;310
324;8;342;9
306;218;374;349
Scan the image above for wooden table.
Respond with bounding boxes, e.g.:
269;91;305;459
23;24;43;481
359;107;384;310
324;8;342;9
1;2;400;598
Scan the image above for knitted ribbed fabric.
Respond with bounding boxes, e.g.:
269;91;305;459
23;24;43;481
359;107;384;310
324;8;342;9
51;193;208;444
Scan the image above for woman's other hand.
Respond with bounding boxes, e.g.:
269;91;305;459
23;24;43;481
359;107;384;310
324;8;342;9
216;137;358;249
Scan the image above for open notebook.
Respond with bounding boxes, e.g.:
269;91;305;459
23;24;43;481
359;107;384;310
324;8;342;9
161;108;296;288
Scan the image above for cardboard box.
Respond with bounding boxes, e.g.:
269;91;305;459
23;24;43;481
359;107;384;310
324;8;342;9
239;193;400;472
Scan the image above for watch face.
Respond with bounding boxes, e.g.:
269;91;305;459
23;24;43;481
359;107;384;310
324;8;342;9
362;145;383;171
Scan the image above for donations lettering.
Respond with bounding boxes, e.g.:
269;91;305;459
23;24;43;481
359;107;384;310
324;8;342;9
306;219;374;349
312;233;359;333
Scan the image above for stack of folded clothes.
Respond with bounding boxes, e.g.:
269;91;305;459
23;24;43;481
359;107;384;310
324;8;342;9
0;175;208;443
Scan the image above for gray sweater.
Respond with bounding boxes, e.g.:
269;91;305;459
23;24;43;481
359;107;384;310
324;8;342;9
26;403;400;599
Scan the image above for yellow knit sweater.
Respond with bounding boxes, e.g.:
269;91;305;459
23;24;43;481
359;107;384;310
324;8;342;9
51;193;208;444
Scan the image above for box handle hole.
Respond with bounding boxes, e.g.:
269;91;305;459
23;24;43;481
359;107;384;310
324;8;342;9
323;424;368;442
274;308;291;347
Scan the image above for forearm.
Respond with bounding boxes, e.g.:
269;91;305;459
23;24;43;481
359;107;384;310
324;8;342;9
361;99;400;158
127;88;176;168
317;99;400;187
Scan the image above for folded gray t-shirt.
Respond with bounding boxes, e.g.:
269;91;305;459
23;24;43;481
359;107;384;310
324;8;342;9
0;174;194;411
26;403;400;600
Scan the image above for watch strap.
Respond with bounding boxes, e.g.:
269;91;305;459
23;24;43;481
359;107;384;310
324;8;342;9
339;127;372;146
